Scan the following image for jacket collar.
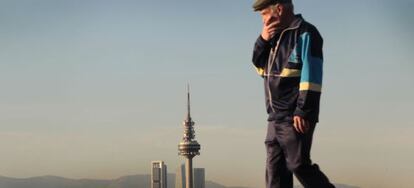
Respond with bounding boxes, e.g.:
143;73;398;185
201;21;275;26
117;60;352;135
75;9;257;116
286;14;304;30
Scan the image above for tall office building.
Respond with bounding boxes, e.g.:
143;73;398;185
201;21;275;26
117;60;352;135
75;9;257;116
175;164;185;188
193;168;205;188
178;86;201;188
151;161;168;188
176;164;205;188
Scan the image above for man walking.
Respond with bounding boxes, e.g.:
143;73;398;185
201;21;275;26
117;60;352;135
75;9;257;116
251;0;336;188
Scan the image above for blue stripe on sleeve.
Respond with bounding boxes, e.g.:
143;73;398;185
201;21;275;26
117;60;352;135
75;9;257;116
299;32;323;85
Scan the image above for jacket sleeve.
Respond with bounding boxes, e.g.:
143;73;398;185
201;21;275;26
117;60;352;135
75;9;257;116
252;35;271;76
293;30;324;121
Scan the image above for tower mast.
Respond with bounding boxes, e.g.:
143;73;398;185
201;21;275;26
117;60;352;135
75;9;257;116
178;85;201;188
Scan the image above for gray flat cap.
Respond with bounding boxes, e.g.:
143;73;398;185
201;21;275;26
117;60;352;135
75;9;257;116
252;0;292;11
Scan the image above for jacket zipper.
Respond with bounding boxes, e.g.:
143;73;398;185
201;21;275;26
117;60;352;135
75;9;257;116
266;24;301;113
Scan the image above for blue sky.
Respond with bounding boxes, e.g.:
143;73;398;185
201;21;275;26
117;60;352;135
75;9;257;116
0;1;413;188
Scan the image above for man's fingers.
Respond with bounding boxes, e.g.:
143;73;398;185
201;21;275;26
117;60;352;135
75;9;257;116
293;117;300;133
266;21;279;28
267;26;276;31
265;24;278;33
264;16;278;25
267;31;276;38
267;27;277;33
293;116;311;134
294;124;301;134
301;119;309;133
295;117;303;133
264;16;276;25
295;124;302;134
265;27;276;34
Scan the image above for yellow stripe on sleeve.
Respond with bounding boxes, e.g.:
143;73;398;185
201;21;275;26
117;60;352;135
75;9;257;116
299;82;322;92
280;68;301;77
255;67;265;76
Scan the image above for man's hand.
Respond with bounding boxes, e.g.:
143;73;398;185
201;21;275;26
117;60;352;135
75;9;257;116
293;115;310;134
261;17;279;41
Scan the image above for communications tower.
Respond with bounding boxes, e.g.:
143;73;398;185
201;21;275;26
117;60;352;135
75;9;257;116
178;85;201;188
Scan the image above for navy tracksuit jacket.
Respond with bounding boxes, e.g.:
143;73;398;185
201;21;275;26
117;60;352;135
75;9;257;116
252;14;324;124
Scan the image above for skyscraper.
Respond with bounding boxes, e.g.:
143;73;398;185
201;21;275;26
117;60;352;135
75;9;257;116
176;164;205;188
178;85;201;188
151;161;168;188
193;168;205;188
175;164;185;188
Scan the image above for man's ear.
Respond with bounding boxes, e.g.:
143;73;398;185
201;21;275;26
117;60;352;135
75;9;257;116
276;4;283;16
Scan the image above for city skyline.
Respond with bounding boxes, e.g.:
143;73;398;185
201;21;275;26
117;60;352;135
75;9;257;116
0;1;413;188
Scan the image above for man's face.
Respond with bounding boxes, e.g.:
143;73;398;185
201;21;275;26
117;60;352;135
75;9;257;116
260;4;291;29
260;5;280;26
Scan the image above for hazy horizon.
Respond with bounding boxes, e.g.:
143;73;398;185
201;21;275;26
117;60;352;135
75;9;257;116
0;173;361;188
1;0;413;188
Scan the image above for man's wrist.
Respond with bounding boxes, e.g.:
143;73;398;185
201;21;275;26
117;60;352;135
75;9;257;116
257;35;271;48
260;34;270;42
293;108;306;118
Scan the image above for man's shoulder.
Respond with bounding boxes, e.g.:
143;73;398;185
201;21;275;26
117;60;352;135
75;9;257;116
299;20;323;41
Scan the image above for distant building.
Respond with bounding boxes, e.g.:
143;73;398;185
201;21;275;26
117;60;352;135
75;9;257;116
193;168;205;188
151;161;167;188
175;164;185;188
176;164;205;188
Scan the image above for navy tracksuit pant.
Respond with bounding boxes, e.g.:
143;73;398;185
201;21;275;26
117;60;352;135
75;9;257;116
265;120;335;188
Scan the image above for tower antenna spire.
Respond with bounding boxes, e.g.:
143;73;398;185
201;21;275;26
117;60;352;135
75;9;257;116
187;83;191;119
